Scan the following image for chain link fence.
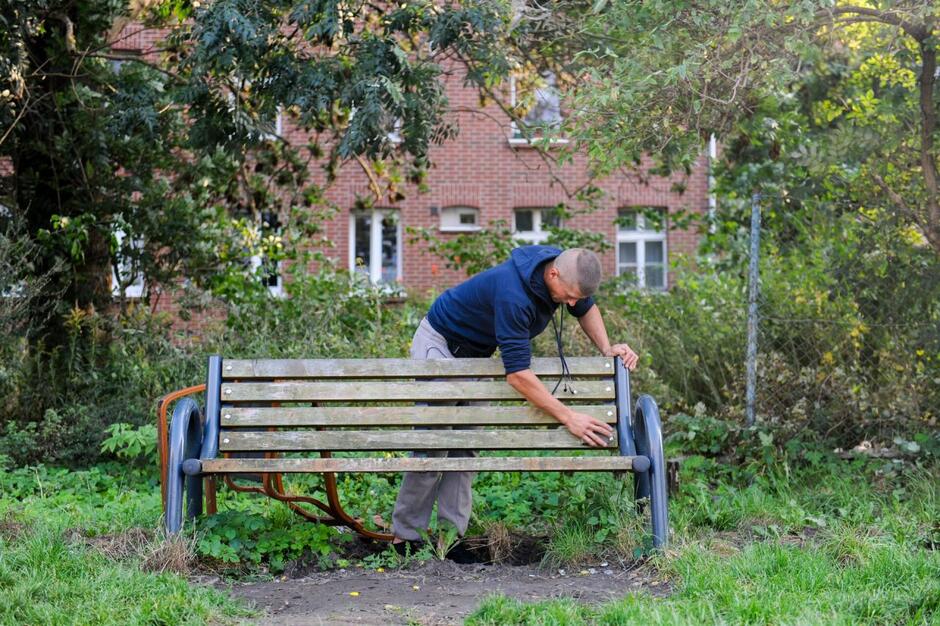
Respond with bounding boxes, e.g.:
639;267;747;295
744;195;940;443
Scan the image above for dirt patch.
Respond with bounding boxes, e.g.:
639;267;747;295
211;558;668;625
65;527;196;575
66;527;154;560
0;515;25;541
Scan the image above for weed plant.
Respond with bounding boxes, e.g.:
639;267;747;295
0;460;253;624
1;441;937;624
468;456;940;625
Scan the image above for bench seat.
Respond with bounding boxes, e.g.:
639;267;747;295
164;355;669;548
196;455;650;474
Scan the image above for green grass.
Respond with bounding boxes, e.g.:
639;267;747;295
469;460;940;625
0;463;253;626
1;454;937;625
0;525;249;625
470;538;939;625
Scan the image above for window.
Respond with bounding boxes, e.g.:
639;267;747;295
227;77;283;142
108;52;140;75
249;211;283;296
349;209;402;283
387;117;403;144
349;107;403;145
0;203;24;298
111;229;145;299
440;206;481;232
264;107;284;140
616;208;667;290
509;71;567;144
513;207;562;244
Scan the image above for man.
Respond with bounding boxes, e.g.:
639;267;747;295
391;245;639;554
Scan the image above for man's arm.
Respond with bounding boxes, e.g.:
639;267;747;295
505;368;613;447
577;304;640;370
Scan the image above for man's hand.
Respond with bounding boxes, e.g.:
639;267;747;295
604;343;639;370
506;368;614;447
562;411;614;447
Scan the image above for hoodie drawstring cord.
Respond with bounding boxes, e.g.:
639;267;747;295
551;309;573;394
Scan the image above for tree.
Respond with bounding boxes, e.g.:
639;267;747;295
0;0;510;416
506;0;939;254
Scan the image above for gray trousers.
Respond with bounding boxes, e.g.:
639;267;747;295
391;317;477;541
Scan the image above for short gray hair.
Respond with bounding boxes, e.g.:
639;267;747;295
554;249;602;297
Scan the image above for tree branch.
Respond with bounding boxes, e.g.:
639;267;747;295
355;154;384;199
827;6;927;40
917;36;940;252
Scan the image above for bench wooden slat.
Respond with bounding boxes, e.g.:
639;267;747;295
221;380;614;402
218;429;617;451
223;405;617;427
201;455;638;473
222;357;614;379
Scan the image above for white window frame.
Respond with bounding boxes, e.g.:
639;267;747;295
266;106;284;140
387;117;403;144
508;74;568;147
616;208;668;290
248;254;284;297
348;209;403;283
0;203;25;298
248;212;284;297
513;207;561;244
227;76;283;141
111;229;145;299
439;206;481;233
348;107;403;145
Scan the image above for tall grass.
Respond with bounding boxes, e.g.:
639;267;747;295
469;460;940;625
0;524;249;625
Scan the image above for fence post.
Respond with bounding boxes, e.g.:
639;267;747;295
745;192;762;427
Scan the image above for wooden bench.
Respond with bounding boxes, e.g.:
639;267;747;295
164;355;669;547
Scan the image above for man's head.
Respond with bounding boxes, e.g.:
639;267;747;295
544;248;602;306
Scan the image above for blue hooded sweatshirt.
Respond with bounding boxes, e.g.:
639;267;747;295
426;245;595;374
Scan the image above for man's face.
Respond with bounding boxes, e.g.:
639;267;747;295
547;268;584;307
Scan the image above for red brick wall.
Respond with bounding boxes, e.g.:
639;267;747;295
311;63;708;293
111;25;708;326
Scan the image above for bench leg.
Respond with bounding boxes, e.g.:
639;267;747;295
166;398;204;534
633;394;669;548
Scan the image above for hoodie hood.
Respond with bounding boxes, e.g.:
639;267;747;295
510;245;562;307
426;243;595;375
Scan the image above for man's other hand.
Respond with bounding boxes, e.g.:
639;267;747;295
563;411;614;447
605;343;639;370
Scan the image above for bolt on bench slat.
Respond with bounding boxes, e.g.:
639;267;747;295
222;404;617;427
221;380;615;403
222;357;615;380
218;429;618;452
200;456;644;474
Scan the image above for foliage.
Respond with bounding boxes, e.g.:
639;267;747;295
196;509;347;573
0;0;513;441
419;522;462;561
1;307;201;466
408;212;612;277
536;0;940;253
0;523;251;625
470;457;940;624
101;423;160;467
597;264;747;416
408;220;519;276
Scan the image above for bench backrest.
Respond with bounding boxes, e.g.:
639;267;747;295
204;356;632;456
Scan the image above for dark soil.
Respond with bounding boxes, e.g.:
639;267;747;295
211;557;668;625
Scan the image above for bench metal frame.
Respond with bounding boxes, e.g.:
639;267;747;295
164;355;669;548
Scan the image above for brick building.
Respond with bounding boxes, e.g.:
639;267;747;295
112;27;710;309
310;64;709;295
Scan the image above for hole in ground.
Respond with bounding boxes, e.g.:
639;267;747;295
283;530;549;576
461;532;547;565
